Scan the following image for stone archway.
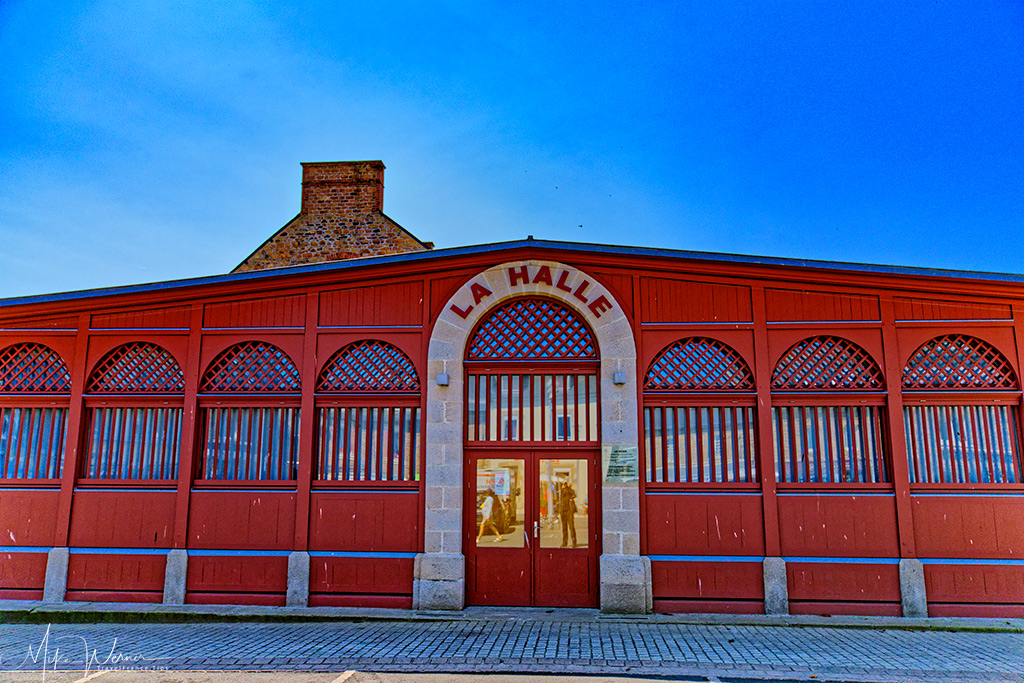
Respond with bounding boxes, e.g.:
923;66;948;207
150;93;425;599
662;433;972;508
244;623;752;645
412;260;651;612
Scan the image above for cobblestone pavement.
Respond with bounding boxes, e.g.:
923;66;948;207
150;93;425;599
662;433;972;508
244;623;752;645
0;617;1021;682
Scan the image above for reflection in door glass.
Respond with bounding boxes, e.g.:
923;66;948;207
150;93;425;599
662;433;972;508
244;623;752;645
539;459;588;548
475;459;525;548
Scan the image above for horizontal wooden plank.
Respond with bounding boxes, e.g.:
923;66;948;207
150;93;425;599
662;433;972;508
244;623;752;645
309;492;420;552
309;556;413;595
186;555;287;593
894;297;1013;321
67;553;166;592
91;306;191;329
912;496;1024;559
652;599;763;614
188;491;296;550
925;563;1024;604
789;601;901;617
651;560;764;601
786;562;900;602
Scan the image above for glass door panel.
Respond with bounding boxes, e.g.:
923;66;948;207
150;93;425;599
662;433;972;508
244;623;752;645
475;458;525;548
538;458;589;548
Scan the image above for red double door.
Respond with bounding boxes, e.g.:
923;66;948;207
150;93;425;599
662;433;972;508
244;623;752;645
465;450;599;607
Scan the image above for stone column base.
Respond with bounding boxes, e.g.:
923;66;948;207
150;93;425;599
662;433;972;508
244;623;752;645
412;553;465;610
599;554;651;613
899;558;928;618
763;556;789;615
163;549;188;605
286;551;310;607
42;547;69;603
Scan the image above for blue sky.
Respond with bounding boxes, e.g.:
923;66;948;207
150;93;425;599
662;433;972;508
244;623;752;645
1;1;1022;298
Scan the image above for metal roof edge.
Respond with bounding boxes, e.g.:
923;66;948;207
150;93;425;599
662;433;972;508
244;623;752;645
2;238;1024;309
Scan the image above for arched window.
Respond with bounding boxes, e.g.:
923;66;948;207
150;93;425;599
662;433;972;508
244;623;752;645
465;298;599;442
902;335;1021;485
316;341;421;483
771;336;890;485
198;342;301;482
643;338;757;484
0;343;70;480
82;343;184;481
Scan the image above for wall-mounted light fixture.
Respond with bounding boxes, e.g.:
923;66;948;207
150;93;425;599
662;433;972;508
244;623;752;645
613;371;627;385
436;373;450;386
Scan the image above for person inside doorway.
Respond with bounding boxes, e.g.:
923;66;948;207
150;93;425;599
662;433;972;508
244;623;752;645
556;472;578;548
477;488;504;543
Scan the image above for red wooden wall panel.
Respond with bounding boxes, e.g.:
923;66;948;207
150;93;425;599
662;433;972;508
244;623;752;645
0;315;78;329
91;306;192;329
644;495;765;556
777;495;899;558
309;492;420;552
203;295;306;328
894;297;1013;321
68;491;175;548
309;556;413;595
0;551;47;597
186;555;287;596
911;496;1024;558
787;562;900;602
188;491;296;550
590;270;634;321
640;278;752;323
765;288;880;322
319;282;424;327
651;560;763;606
66;553;166;602
429;272;475;321
0;490;59;547
925;564;1024;605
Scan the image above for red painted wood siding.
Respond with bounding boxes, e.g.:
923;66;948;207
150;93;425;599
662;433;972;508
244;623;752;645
203;295;306;328
644;495;765;555
0;490;59;547
0;551;47;596
911;496;1024;558
765;289;880;322
777;495;899;557
651;560;763;601
894;297;1013;321
0;315;78;329
309;492;420;552
319;282;424;327
66;553;166;598
91;306;192;329
640;278;752;323
68;491;175;548
787;562;901;603
188;491;296;550
925;564;1024;605
186;555;287;595
590;270;634;321
309;556;414;595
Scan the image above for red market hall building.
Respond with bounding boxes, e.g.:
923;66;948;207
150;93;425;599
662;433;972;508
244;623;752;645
0;161;1022;617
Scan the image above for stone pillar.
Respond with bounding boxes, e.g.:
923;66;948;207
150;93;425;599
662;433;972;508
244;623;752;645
413;553;465;610
762;556;789;615
162;549;188;605
42;547;69;603
899;558;928;617
286;551;310;607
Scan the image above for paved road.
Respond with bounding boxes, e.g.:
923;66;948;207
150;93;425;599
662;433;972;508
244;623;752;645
0;617;1021;682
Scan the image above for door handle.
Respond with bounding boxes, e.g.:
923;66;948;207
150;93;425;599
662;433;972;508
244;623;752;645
533;521;540;538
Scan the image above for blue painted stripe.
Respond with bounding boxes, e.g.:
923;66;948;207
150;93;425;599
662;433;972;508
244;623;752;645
68;548;170;555
186;549;292;557
921;558;1024;566
648;555;765;562
192;489;298;493
0;488;60;492
777;492;895;497
0;546;51;553
308;551;417;559
311;489;420;494
911;492;1024;498
784;556;900;565
644;491;762;496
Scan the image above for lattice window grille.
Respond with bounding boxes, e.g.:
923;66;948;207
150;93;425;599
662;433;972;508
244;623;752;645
87;343;185;393
645;338;754;391
0;343;71;393
467;299;597;360
200;342;301;392
772;336;884;391
318;341;420;392
902;335;1019;390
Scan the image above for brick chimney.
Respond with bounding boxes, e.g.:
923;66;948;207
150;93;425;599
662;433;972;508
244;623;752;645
233;160;432;273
